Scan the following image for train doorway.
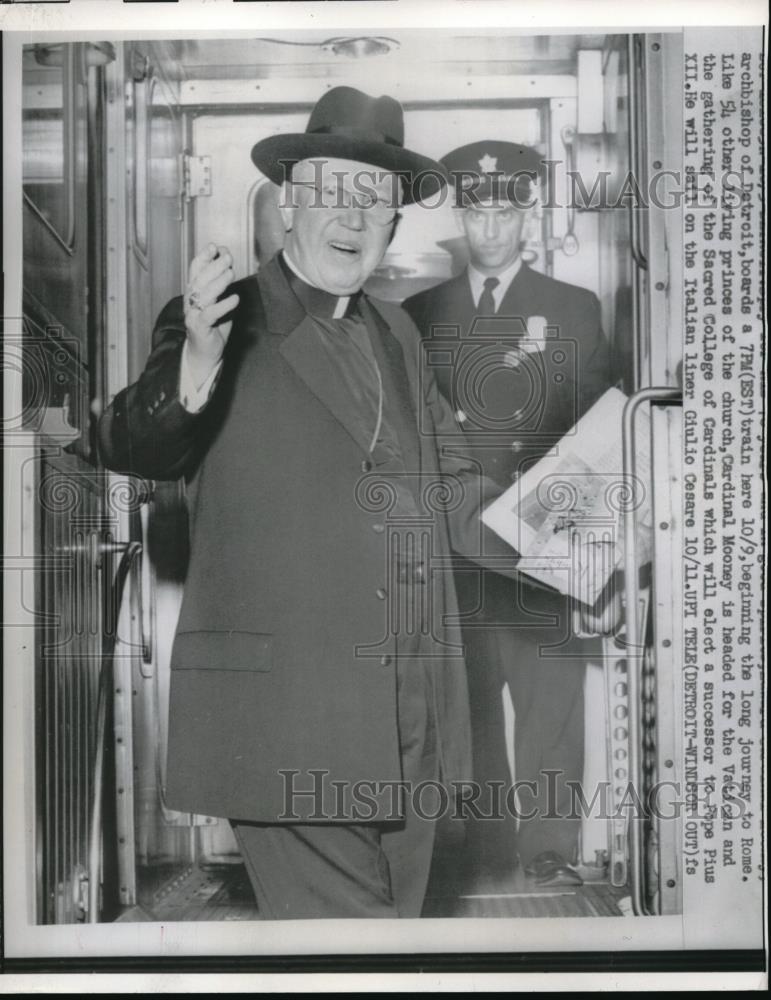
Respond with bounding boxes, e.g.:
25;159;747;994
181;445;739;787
11;30;683;925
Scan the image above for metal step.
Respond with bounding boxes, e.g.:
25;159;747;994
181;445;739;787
126;861;626;922
134;864;260;922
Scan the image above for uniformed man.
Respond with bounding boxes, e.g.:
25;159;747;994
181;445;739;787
404;140;613;886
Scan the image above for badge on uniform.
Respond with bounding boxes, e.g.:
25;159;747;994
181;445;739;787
503;315;548;367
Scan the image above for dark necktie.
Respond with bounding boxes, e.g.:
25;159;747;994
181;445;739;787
477;276;499;316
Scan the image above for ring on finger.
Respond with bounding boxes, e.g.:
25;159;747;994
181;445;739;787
187;289;203;311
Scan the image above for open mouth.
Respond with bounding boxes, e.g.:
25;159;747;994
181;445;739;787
328;240;361;258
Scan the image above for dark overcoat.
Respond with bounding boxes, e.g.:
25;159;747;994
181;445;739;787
99;256;520;823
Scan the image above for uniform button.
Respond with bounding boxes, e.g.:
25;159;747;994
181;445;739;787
376;588;387;600
415;564;424;580
510;441;523;453
372;523;385;534
455;409;468;424
380;655;392;666
361;459;372;472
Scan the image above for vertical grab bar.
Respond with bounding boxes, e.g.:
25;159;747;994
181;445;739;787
622;387;682;916
627;34;648;273
87;540;143;924
627;34;649;393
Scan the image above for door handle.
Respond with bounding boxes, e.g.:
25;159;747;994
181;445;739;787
621;386;682;916
88;540;143;923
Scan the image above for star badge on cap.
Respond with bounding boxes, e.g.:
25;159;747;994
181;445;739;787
478;153;498;173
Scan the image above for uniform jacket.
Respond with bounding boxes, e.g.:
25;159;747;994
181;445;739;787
99;255;521;823
403;263;612;628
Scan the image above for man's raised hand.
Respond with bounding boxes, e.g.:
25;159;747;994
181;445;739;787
184;243;239;385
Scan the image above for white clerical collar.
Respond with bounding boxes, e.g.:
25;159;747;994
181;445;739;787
467;256;523;309
283;250;350;319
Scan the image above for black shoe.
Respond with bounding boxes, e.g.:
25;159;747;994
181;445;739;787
523;850;583;886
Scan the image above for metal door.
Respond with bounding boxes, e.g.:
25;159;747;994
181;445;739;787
20;40;116;923
588;32;684;914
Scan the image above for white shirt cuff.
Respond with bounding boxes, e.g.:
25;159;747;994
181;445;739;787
179;341;222;413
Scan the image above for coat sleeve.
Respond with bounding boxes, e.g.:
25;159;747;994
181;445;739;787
98;296;212;480
570;289;613;416
401;288;428;335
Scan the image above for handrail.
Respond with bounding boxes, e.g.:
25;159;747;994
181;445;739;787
87;540;143;924
622;386;681;916
627;34;648;272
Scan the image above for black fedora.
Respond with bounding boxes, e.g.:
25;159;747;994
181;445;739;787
250;86;447;205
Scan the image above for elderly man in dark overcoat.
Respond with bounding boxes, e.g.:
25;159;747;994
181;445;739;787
99;89;548;919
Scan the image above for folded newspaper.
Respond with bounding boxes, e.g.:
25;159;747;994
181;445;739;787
481;387;652;607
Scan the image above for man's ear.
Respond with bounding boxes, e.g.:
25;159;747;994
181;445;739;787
278;181;295;233
452;207;468;235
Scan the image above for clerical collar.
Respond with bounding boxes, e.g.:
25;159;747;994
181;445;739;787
279;251;359;319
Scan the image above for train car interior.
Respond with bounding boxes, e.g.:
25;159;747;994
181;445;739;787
13;29;684;925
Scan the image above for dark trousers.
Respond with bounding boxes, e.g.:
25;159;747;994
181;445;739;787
463;623;587;869
232;607;440;919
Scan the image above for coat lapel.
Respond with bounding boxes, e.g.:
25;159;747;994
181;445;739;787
258;257;372;456
447;273;477;336
497;263;533;320
362;297;422;476
278;314;376;456
259;255;424;470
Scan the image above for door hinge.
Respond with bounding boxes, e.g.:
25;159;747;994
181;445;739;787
183;154;212;201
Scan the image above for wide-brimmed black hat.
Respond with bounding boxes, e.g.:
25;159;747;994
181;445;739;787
250;86;447;205
441;140;546;208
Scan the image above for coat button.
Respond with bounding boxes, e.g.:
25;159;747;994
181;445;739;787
376;588;387;600
361;459;372;472
372;523;385;534
510;441;523;453
380;655;392;666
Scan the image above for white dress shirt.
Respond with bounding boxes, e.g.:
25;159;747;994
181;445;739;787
467;256;522;311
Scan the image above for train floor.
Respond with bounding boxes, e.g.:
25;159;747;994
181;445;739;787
127;821;629;922
129;861;627;922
